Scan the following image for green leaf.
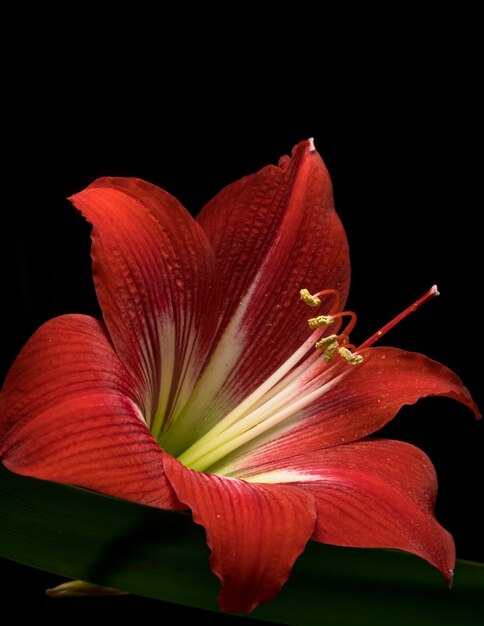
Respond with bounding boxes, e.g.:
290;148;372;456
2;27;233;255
1;464;483;625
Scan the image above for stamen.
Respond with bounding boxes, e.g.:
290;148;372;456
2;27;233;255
312;288;341;313
315;334;338;349
329;311;357;337
308;315;334;329
338;346;364;365
181;369;352;472
300;288;321;307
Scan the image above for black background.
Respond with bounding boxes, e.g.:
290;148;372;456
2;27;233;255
1;4;482;623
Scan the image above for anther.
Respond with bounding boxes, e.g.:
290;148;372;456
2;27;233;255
323;340;340;362
338;346;364;366
300;289;321;307
308;315;334;329
315;334;338;350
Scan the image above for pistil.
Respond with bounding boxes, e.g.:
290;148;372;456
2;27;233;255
357;284;439;350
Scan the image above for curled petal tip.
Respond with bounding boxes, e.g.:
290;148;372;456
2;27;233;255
308;137;316;152
431;284;440;296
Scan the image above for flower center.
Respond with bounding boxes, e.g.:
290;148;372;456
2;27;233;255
175;284;439;474
176;289;359;472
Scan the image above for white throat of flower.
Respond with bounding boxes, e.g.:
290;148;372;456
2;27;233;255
175;287;362;472
170;285;439;474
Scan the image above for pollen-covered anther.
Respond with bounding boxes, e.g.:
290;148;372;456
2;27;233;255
315;334;338;350
338;346;364;366
299;288;321;307
323;340;340;362
308;315;334;329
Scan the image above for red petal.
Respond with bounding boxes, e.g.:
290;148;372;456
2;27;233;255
0;315;180;509
173;140;350;448
221;347;479;475
69;178;220;436
241;440;455;583
163;454;316;612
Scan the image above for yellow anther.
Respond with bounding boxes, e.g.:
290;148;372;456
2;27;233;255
315;334;338;349
338;346;364;366
308;315;334;329
323;340;340;362
300;288;321;307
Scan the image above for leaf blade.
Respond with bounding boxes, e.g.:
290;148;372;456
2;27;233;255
1;465;483;625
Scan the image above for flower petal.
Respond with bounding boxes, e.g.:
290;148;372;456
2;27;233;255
169;139;350;450
217;347;480;475
162;454;316;612
240;440;455;584
0;315;180;509
69;178;220;438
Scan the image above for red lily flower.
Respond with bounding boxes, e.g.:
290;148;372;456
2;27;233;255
0;140;479;613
